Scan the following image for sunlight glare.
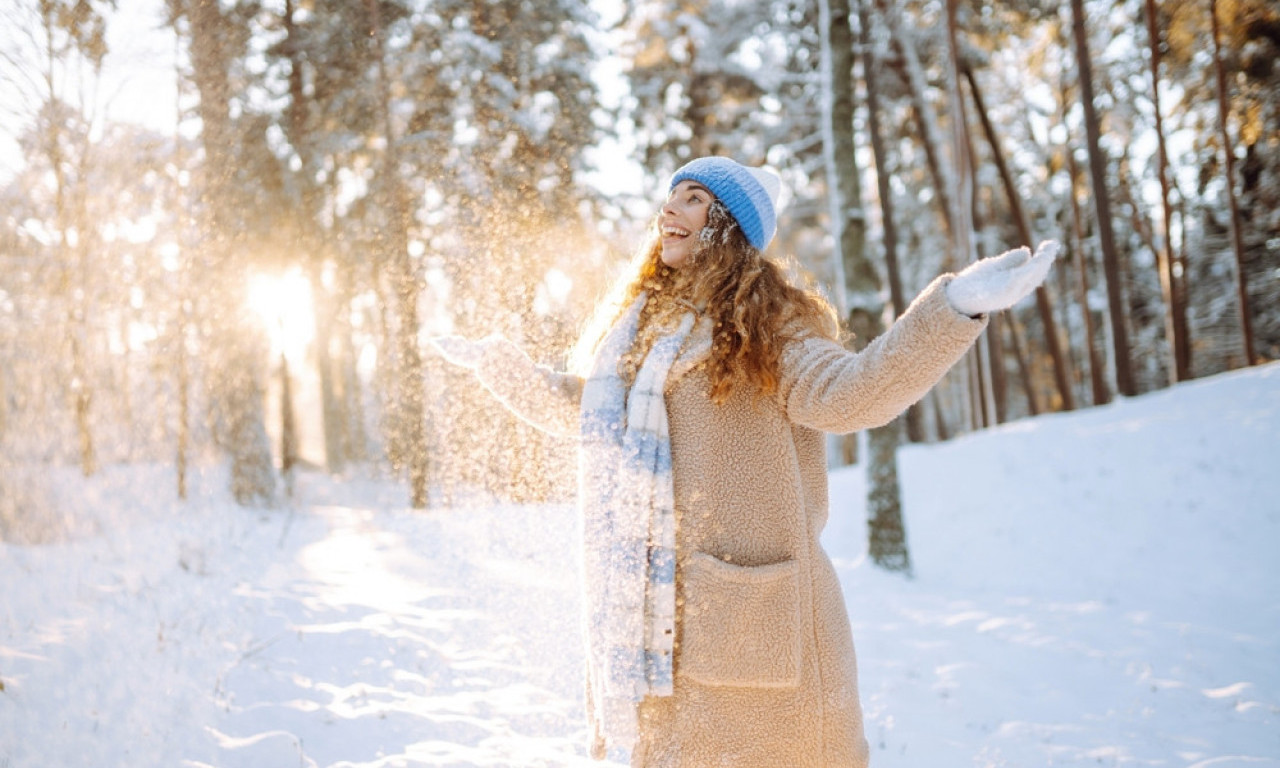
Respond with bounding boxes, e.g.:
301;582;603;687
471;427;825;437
247;267;315;364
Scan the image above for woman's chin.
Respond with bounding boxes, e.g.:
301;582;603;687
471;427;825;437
660;243;691;268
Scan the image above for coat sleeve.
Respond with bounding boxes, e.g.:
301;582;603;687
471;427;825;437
473;336;583;439
778;275;987;434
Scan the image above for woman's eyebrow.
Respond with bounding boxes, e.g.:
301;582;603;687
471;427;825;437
681;183;711;196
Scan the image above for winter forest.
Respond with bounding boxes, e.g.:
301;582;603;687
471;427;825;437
1;0;1279;766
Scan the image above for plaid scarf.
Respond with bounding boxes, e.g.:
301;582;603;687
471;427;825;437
579;293;693;751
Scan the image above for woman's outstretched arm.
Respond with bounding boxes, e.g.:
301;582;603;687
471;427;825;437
778;275;985;434
431;335;583;439
779;241;1055;434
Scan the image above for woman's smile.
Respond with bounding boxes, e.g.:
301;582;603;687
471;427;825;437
660;180;712;268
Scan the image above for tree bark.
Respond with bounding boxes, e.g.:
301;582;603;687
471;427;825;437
1069;0;1137;396
37;2;97;476
367;0;429;507
280;353;298;497
177;307;190;500
1004;315;1041;415
1144;0;1191;383
822;0;911;574
282;0;345;473
171;33;190;501
859;0;924;442
188;0;277;506
947;0;999;430
1067;171;1109;407
1057;61;1110;407
963;64;1076;411
819;0;856;466
1209;0;1256;366
875;0;956;253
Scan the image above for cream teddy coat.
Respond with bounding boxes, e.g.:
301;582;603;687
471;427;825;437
472;275;987;767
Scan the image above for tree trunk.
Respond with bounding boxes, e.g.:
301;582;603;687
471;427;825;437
283;0;344;473
963;64;1076;411
38;3;97;476
337;285;369;463
866;419;911;575
823;0;911;574
819;0;856;466
188;0;276;506
280;353;298;497
367;0;429;508
172;39;190;501
1144;0;1191;383
70;332;95;475
310;268;344;473
931;392;951;442
1068;196;1109;407
1059;76;1110;407
965;154;1009;426
1069;0;1137;396
948;31;1008;429
985;314;1009;423
177;309;190;501
1209;0;1256;367
1004;315;1041;415
875;0;956;253
945;0;973;269
858;0;924;442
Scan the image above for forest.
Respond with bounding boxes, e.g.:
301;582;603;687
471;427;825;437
1;0;1277;537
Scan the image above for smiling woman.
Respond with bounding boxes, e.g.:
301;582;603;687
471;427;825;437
246;267;315;365
425;155;1056;767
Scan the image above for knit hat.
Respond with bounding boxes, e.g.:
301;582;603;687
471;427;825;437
668;157;782;251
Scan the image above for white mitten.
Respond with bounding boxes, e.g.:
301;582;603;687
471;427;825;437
945;240;1059;316
428;335;485;370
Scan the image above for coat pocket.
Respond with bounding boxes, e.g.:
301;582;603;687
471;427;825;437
679;551;803;688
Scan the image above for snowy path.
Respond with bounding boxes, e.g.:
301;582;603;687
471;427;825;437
205;496;600;768
1;476;612;767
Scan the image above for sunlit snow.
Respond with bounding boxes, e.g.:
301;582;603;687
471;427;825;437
2;363;1277;766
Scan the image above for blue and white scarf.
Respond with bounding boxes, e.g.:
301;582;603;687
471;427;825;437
579;293;694;750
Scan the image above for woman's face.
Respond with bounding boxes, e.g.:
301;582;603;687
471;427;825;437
659;180;713;268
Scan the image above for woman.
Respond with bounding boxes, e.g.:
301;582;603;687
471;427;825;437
432;156;1056;767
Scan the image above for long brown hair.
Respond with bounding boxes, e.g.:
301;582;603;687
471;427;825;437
575;199;840;403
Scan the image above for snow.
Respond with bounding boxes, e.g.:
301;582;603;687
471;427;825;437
3;362;1279;767
826;361;1280;767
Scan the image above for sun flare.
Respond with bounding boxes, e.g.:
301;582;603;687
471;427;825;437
247;267;315;364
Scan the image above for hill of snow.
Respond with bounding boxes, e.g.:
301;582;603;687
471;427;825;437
2;362;1277;767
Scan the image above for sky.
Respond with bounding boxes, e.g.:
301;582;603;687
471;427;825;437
0;1;177;183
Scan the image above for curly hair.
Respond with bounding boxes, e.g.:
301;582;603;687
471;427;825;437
577;199;840;404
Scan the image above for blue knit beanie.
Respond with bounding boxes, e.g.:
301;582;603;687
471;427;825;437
669;157;782;251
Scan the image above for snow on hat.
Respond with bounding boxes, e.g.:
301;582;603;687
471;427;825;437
669;156;782;251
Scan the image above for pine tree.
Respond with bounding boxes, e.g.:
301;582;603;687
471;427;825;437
177;0;277;506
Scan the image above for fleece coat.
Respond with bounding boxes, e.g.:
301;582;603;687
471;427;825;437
472;275;987;767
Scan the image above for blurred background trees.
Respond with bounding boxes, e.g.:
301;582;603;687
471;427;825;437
1;0;1276;518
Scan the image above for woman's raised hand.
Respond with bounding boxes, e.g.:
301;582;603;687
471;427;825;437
945;240;1058;317
428;335;485;370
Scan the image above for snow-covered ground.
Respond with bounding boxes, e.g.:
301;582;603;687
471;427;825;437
2;362;1278;767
